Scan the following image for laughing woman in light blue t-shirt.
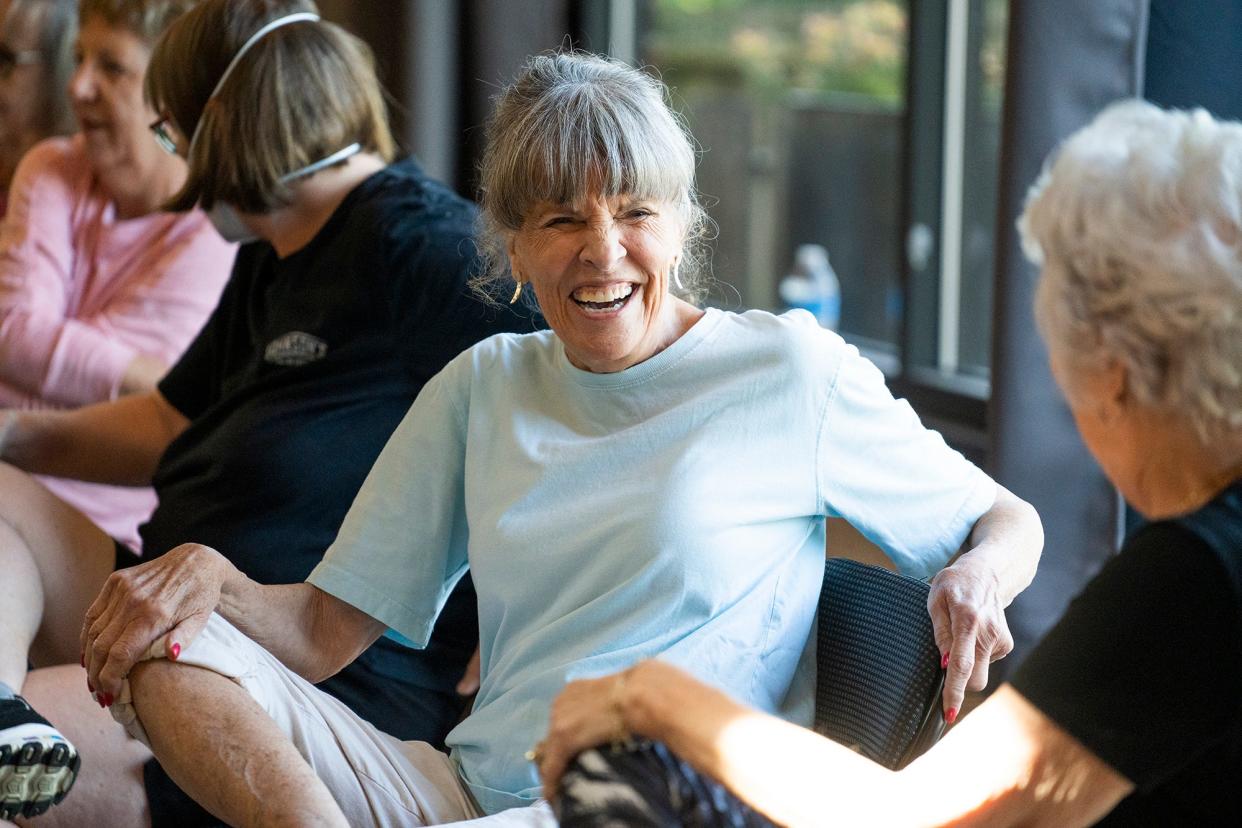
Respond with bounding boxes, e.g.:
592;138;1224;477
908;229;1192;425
78;51;1043;827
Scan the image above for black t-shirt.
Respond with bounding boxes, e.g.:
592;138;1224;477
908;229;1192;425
1012;480;1242;824
141;158;541;740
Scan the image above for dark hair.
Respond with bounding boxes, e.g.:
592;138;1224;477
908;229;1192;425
78;0;194;43
145;0;394;213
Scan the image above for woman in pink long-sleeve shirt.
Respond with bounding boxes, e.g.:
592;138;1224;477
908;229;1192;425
0;0;233;550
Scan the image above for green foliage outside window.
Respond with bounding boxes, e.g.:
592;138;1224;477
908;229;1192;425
647;0;907;103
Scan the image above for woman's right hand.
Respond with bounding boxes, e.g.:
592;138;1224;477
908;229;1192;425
81;542;234;703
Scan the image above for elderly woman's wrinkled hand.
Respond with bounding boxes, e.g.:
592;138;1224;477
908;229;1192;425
537;670;633;798
927;556;1015;721
80;543;232;704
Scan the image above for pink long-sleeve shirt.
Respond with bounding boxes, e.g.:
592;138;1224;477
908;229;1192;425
0;136;235;549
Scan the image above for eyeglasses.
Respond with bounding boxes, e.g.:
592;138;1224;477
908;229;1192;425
0;44;40;79
148;115;178;155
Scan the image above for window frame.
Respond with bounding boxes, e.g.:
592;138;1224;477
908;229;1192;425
589;0;999;449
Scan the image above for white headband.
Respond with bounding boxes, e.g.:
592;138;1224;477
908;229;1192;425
277;142;362;184
188;12;321;152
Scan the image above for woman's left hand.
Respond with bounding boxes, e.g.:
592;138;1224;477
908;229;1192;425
927;556;1015;722
535;671;631;797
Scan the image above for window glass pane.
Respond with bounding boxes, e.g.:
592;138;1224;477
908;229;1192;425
642;0;908;351
953;0;1007;379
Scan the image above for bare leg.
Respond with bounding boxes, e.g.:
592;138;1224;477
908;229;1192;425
130;660;349;828
0;465;116;821
0;462;117;688
13;665;150;828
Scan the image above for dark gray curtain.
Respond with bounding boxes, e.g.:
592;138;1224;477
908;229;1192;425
1144;0;1242;120
457;0;574;193
322;0;575;195
988;0;1148;680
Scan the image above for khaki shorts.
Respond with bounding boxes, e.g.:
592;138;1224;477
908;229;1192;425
112;613;554;827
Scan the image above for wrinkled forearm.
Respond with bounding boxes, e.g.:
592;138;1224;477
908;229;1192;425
619;665;1127;828
954;484;1043;605
899;686;1133;827
0;392;183;485
218;576;385;685
621;661;899;826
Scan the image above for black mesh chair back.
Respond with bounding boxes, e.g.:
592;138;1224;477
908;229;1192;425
813;557;946;770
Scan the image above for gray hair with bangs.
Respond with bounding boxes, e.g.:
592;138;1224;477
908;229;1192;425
474;50;711;304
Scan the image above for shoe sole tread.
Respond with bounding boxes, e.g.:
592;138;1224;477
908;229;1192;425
0;732;81;820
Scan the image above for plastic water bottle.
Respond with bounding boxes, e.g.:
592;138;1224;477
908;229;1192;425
778;243;840;330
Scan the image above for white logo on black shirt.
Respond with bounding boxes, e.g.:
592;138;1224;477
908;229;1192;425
264;332;328;366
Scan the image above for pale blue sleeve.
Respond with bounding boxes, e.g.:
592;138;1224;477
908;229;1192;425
817;345;996;579
307;360;471;648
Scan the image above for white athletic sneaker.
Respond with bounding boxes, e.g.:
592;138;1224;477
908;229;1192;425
0;696;80;820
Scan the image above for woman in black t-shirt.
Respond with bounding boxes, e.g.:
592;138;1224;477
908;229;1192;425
0;0;536;823
534;100;1242;826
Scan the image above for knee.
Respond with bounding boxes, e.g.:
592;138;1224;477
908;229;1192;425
127;659;216;734
101;658;179;748
128;655;243;724
129;658;228;714
128;658;179;698
126;657;249;752
0;459;40;500
0;461;78;546
0;464;31;533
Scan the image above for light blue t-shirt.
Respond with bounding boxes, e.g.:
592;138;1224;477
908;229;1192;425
308;308;995;814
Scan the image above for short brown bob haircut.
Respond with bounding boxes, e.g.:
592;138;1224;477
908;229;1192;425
145;0;395;213
79;0;194;45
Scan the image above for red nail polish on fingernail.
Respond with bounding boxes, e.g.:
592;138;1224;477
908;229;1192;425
170;642;181;660
87;680;95;693
102;692;114;707
946;707;958;724
940;652;950;670
95;693;105;708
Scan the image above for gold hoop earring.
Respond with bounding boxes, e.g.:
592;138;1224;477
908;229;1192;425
509;281;524;304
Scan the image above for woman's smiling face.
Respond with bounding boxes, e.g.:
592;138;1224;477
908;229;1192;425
510;193;688;374
68;16;160;180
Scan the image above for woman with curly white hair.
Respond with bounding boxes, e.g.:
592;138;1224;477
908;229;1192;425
536;98;1242;826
